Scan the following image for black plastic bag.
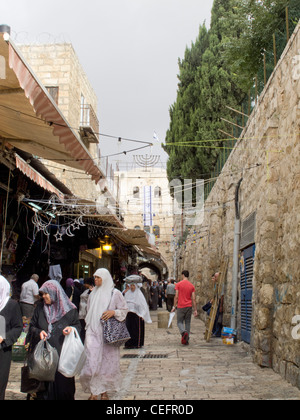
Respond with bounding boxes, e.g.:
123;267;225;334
21;365;46;394
202;302;212;312
28;340;59;382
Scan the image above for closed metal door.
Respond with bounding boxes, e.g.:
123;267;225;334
240;245;255;343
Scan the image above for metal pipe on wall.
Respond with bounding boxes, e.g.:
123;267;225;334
230;178;243;330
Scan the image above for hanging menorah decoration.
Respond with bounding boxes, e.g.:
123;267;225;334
133;154;160;168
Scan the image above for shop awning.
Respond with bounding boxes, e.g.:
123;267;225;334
15;154;65;202
0;34;104;184
110;228;161;257
68;211;161;257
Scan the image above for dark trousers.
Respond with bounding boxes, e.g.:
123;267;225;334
0;348;12;400
177;307;193;335
166;295;175;312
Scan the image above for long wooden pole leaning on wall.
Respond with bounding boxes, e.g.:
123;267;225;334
204;256;229;342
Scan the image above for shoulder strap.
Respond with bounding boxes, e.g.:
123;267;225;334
106;288;116;310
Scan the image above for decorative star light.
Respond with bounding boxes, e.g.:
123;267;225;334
54;229;63;242
71;221;81;231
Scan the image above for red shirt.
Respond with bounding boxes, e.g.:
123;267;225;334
175;279;195;308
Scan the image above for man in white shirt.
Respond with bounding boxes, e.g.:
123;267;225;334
19;274;39;318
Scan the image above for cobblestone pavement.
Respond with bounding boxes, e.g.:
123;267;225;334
6;308;300;401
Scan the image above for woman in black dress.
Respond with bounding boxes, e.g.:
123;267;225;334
26;280;81;400
124;280;152;349
0;275;23;400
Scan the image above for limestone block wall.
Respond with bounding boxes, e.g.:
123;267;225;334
19;43;98;159
18;43;101;199
176;22;300;389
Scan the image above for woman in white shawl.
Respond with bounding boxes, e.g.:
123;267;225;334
123;275;152;349
80;268;128;401
0;276;23;400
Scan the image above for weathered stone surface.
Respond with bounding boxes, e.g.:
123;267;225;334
176;22;300;389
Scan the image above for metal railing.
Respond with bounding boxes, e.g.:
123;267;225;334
80;104;99;141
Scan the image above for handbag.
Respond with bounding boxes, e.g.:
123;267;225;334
102;290;131;347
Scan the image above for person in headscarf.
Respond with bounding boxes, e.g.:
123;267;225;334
123;276;152;349
150;281;159;310
80;268;128;401
0;275;23;400
140;278;151;308
65;278;82;311
26;280;81;400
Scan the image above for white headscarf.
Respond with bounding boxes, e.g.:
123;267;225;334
0;275;11;313
85;268;114;333
125;283;152;324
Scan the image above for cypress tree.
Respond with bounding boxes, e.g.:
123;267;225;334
164;0;246;184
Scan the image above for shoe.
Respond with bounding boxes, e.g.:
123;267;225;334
181;332;189;345
88;394;98;400
101;392;109;400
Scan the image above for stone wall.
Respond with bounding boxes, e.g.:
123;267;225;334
19;43;98;159
19;43;101;201
176;22;300;389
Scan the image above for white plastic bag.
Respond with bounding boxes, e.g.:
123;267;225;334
58;328;86;378
168;312;175;328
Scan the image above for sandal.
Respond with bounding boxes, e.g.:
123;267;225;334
88;394;98;400
101;392;109;400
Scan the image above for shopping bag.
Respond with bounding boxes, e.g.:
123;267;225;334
58;328;86;378
28;339;59;382
168;312;175;328
20;365;45;394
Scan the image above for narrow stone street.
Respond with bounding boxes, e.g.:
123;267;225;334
6;308;300;401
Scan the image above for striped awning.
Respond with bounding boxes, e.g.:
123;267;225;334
0;34;104;184
15;154;64;202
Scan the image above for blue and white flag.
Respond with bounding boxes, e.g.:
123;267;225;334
153;131;159;141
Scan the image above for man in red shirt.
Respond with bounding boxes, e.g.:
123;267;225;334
171;270;197;345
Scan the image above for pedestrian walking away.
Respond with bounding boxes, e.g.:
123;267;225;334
140;279;151;308
19;274;40;318
65;278;82;311
150;281;159;310
0;275;23;400
123;276;152;349
166;279;176;312
26;280;81;400
80;268;128;401
171;270;198;345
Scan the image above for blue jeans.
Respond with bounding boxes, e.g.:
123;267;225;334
177;307;193;335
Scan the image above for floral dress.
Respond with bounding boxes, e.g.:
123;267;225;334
80;289;128;396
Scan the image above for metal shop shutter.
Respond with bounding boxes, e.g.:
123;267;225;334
240;244;255;344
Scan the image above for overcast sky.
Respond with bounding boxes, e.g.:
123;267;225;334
1;0;214;169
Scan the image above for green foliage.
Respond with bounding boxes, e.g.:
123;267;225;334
163;0;300;186
164;0;245;183
224;0;300;91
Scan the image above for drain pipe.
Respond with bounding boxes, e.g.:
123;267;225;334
230;178;243;330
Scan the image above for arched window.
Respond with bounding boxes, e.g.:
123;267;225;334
133;186;140;199
153;225;160;238
144;226;151;234
154;186;162;198
134;226;141;230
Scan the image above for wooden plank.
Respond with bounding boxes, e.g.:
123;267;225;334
204;256;229;342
